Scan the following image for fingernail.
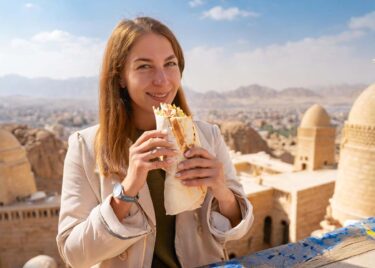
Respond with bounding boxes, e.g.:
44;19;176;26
161;129;168;134
175;172;181;177
184;150;190;157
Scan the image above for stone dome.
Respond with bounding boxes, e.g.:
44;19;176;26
348;84;375;125
0;128;36;205
300;104;331;128
0;129;22;155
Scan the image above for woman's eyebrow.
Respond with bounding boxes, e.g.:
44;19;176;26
134;58;151;63
165;55;176;61
133;55;176;63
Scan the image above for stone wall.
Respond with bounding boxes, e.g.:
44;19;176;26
295;182;335;240
295;127;335;171
270;190;292;245
226;188;273;258
0;205;64;268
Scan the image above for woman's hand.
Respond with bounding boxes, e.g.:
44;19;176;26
175;147;227;198
176;146;242;226
122;129;177;196
112;130;177;221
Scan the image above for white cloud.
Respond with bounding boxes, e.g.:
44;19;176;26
349;11;375;31
189;0;204;8
0;30;105;78
24;3;36;9
202;6;259;21
184;29;374;91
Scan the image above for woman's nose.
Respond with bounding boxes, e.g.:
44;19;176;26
153;68;168;86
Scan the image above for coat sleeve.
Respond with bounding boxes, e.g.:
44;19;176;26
206;124;254;244
56;132;151;268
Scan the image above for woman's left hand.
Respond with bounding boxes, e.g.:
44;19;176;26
175;146;228;200
176;145;242;226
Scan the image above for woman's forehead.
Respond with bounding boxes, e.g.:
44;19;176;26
127;33;176;61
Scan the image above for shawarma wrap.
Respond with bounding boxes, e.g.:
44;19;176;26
153;103;207;215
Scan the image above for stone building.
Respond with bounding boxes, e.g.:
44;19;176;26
0;129;62;268
232;151;294;177
320;84;375;230
227;104;337;257
0;129;36;205
294;104;336;171
227;85;375;259
227;170;336;257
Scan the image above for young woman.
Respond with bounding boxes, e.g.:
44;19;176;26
57;17;253;268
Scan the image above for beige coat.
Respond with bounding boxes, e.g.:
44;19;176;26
56;120;254;268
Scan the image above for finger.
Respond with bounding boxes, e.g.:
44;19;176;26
145;157;177;171
184;146;214;160
175;168;215;180
144;148;178;161
181;177;214;187
137;137;175;153
177;158;213;172
133;129;167;147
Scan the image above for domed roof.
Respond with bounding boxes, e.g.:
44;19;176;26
0;129;21;149
300;104;331;128
0;128;36;205
348;84;375;125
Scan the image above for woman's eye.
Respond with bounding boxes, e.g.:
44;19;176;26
137;64;151;70
166;61;177;67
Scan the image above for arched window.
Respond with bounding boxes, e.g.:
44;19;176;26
263;216;272;244
281;220;289;244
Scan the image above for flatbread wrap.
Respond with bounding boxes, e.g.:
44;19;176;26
153;103;207;215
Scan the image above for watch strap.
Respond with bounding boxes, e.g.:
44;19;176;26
113;182;139;203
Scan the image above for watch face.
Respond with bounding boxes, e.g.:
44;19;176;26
113;183;123;197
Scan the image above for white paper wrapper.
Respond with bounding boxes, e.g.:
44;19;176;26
154;113;207;215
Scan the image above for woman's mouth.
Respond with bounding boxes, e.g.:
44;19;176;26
147;91;170;102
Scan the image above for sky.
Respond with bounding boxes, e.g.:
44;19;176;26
0;0;374;92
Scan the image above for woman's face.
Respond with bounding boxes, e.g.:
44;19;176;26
122;33;181;118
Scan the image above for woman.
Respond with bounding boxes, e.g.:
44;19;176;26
57;17;253;268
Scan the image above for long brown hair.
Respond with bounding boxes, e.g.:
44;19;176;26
95;17;191;178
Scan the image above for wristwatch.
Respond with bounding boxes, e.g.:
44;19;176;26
112;182;139;203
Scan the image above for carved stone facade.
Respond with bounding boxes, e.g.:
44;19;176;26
330;84;375;225
0;199;62;268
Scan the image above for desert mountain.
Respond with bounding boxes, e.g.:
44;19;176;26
0;74;367;108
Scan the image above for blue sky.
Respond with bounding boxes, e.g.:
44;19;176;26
0;0;374;91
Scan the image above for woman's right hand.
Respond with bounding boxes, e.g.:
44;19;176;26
121;129;177;196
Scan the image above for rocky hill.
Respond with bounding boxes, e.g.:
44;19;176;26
218;121;271;154
0;123;67;194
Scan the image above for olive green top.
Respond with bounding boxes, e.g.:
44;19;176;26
133;130;180;268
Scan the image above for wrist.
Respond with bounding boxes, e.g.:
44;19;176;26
211;185;233;203
122;178;141;197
